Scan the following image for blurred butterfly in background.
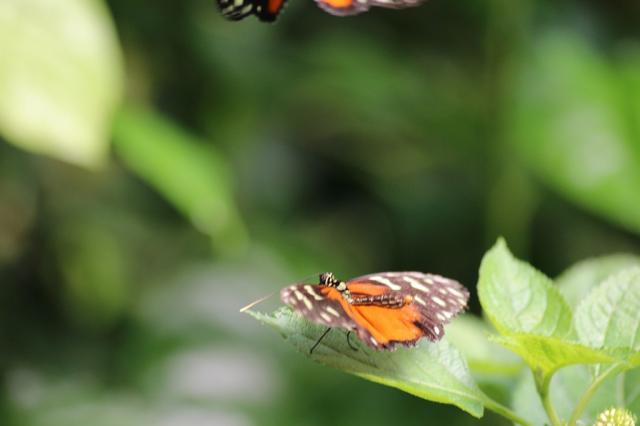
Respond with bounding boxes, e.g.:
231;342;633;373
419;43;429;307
216;0;424;22
280;271;469;351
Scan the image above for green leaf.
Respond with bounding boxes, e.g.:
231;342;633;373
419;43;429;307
478;238;573;338
478;239;619;385
506;31;640;234
0;0;123;167
490;334;616;375
557;254;640;308
575;267;640;356
113;105;248;255
247;307;485;418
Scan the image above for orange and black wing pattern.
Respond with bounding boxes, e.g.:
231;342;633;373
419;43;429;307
216;0;287;22
217;0;424;22
280;271;469;350
315;0;424;17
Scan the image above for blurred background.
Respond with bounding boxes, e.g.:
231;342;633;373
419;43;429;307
1;0;640;425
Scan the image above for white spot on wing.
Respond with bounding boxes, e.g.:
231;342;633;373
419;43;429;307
326;307;340;317
434;326;440;335
447;287;465;298
369;276;401;290
302;297;313;310
403;276;429;292
370;337;378;346
414;295;427;306
320;312;332;322
436;312;446;321
432;296;446;307
304;285;324;301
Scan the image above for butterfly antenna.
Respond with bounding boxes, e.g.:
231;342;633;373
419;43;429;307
239;272;320;313
239;292;275;313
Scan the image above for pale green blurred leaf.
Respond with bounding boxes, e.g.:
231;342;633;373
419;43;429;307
507;31;640;234
0;0;123;167
248;307;485;417
113;105;248;255
575;267;640;356
556;254;640;308
446;315;522;376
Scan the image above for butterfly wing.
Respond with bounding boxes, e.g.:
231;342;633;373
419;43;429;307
315;0;424;17
216;0;286;22
346;272;469;349
280;272;469;351
280;284;357;329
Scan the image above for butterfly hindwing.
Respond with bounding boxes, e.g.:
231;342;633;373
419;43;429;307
315;0;424;17
346;272;469;348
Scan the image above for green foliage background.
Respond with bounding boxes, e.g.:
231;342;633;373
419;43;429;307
0;0;639;425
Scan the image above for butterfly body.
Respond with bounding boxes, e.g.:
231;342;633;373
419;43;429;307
280;271;469;350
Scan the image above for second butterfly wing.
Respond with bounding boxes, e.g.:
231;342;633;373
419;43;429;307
315;0;424;16
217;0;286;21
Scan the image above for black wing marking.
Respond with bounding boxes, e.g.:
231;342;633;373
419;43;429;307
216;0;286;22
348;271;469;341
280;284;356;329
217;0;256;20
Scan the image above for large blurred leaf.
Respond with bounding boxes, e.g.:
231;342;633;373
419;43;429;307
556;254;640;308
0;0;123;167
248;307;485;417
574;268;640;357
506;32;640;234
113;105;248;254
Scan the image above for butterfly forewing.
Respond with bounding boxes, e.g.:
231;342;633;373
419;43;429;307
350;272;469;319
280;284;356;329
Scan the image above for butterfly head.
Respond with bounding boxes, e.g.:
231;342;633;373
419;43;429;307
319;272;338;286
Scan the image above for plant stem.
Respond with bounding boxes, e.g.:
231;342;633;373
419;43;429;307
567;363;625;426
481;393;533;426
538;375;563;426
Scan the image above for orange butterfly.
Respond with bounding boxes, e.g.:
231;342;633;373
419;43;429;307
216;0;425;22
280;271;469;350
